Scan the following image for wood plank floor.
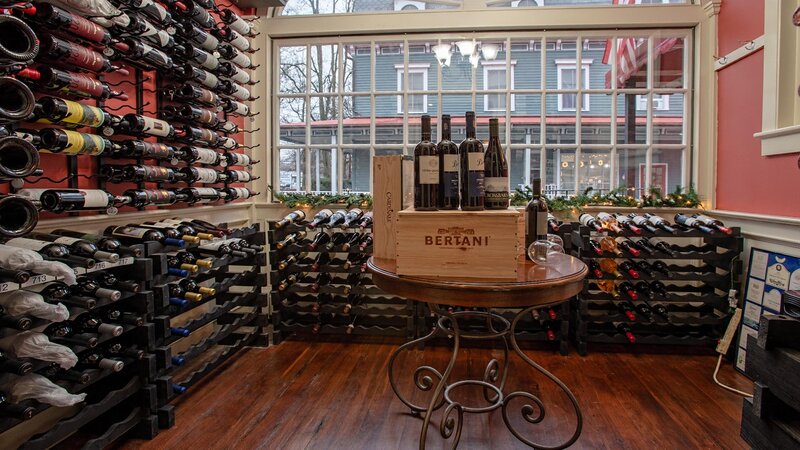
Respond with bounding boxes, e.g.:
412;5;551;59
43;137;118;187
118;340;752;450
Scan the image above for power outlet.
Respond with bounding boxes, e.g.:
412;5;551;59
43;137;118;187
717;308;742;355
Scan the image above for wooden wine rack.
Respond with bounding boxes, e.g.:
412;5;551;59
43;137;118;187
570;220;743;355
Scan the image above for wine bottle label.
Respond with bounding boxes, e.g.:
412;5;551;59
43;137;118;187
197;109;217;126
57;130;105;155
230;69;250;84
199;33;218;51
229;153;250;166
140;116;171;137
230;100;249;115
65;13;108;44
141;166;172;181
192;187;219;203
229;33;249;52
195;148;220;164
143;189;174;204
64;73;105;98
417;156;438;184
230;84;250;101
111;227;149;239
198;128;216;143
54;236;82;246
229;52;251;69
467;152;484;171
229;170;251;181
219;137;237;149
16;188;49;201
536;211;548;237
6;238;49;251
231;187;251;198
198;88;217;105
229;17;251;36
200;71;219;89
194;168;219;183
467;171;485;197
60;100;105;127
220;121;237;133
60;41;106;72
140;142;173;159
485;177;508;193
79;189;112;207
139;0;169;21
443;154;458;173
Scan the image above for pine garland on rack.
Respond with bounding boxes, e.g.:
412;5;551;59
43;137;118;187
269;185;701;212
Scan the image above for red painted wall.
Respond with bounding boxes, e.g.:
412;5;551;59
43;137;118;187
716;0;800;217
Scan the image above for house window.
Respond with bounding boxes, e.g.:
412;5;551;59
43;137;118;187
483;62;515;111
396;64;428;113
380;46;401;55
637;94;670;111
556;60;591;111
394;0;426;10
534;42;556;51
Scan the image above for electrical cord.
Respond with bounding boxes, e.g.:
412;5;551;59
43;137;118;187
713;354;752;398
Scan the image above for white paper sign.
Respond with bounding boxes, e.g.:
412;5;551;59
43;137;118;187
743;302;762;329
751;250;769;280
746;278;765;305
763;288;783;312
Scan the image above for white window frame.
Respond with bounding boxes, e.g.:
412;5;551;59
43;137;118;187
394;0;426;10
396;63;429;113
482;60;516;112
637;94;670;111
556;59;591;112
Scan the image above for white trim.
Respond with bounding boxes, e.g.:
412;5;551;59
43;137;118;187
394;0;426;11
396;66;429;113
556;63;590;111
714;35;764;71
482;62;515;111
637;93;671;111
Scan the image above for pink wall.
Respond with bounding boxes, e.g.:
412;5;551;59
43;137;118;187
716;0;800;217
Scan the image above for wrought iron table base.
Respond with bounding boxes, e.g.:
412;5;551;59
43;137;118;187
388;303;582;450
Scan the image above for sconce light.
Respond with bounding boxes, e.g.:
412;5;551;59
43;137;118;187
469;51;480;67
456;39;476;57
481;43;500;61
433;43;452;66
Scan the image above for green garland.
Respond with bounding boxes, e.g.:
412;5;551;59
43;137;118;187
269;185;701;212
269;186;373;208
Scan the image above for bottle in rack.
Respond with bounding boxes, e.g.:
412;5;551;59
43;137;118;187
43;321;98;347
618;281;639;301
628;214;658;234
39;129;116;155
37;97;117;129
307;232;331;251
82;272;140;293
615;322;636;343
16;66;126;101
71;311;123;336
587;260;603;278
483;118;509;210
413;115;439;211
579;213;604;232
673;214;715;234
36;189;116;214
219;9;256;37
28;233;119;263
547;213;561;233
617;261;640;279
596;212;623;233
37;34;124;74
276;231;307;250
50;230;142;257
616;238;641;257
276;210;306;229
0;313;32;332
130;224;201;245
278;252;307;271
108;140;177;161
341;209;363;228
104;226;186;247
643;213;676;233
358;212;373;230
691;214;732;235
189;240;247;258
525;178;548;257
648;238;676;256
3;238;95;268
459;111;484;211
172;83;221;107
77;351;124;372
110;113;179;139
32;3;114;45
598;259;623;279
72;279;122;301
598;237;623;256
614;214;642;235
629;237;657;255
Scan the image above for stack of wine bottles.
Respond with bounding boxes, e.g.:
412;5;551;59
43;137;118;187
0;228;162;448
268;208;416;340
570;211;742;355
0;0;259;224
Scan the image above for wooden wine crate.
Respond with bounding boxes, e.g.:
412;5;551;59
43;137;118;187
396;208;521;280
372;155;413;262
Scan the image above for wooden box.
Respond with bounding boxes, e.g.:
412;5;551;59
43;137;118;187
372;156;412;262
396;208;521;280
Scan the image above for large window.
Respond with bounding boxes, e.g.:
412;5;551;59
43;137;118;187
276;32;690;198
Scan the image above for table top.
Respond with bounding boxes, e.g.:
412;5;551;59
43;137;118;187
367;254;587;308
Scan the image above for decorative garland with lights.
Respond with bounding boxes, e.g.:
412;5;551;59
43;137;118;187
269;185;701;212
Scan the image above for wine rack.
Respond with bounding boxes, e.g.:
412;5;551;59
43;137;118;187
267;214;416;341
145;224;267;429
570;217;742;355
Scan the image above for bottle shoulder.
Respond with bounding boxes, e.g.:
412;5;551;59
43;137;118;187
413;141;437;154
458;138;484;152
436;140;458;153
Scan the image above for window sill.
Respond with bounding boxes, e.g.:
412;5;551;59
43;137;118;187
754;125;800;156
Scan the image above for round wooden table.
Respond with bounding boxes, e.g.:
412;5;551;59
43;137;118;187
368;254;587;450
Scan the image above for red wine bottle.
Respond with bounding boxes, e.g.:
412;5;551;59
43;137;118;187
33;3;113;45
103;164;184;183
614;214;643;234
172;42;218;70
307;209;333;229
307;232;331;251
29;233;119;263
221;187;257;201
525;178;548;255
483;118;508;210
115;38;173;70
459;111;484;210
691;214;732;235
648;238;676;257
547;213;561;233
222;169;255;182
615;322;636;343
38;189;116;213
177;22;219;52
618;281;639;300
38;34;122;74
643;213;676;233
617;261;640;279
213;26;252;52
176;187;223;204
436;114;459;209
587;260;603;278
118;189;181;208
616;238;641;257
18;67;125;100
115;0;174;26
171;83;221;107
219;9;256;37
174;0;216;29
218;43;253;69
178;105;220;128
50;230;142;257
104;226;185;247
171;63;221;90
674;214;715;234
111;113;179;139
579;213;603;232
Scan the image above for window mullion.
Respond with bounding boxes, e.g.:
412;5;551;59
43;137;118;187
540;36;547;188
304;44;312;192
505;37;512;171
403;38;409;154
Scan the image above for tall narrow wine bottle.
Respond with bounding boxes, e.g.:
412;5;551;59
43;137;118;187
484;118;508;210
437;114;459;210
413;115;438;211
459;112;484;210
524;179;548;257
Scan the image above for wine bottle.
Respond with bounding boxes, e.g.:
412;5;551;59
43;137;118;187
598;259;623;279
71;311;123;335
342;233;363;251
176;22;219;52
0;267;30;284
170;63;221;90
0;137;39;180
0;313;32;331
307;209;333;229
277;272;302;291
103;164;184;183
691;214;732;235
459;111;484;210
50;230;139;258
650;280;670;296
4;238;95;268
175;279;215;297
598;237;623;256
0;77;35;124
24;282;89;307
39;129;114;155
115;0;173;26
185;219;231;235
167;254;197;275
103;342;145;359
0;196;38;238
324;210;347;228
216;61;252;85
17;67;125;101
587;260;603;278
643;213;676;233
171;83;221;107
37;97;116;129
615;322;636;343
72;278;122;301
115;38;173;70
543;322;557;341
341;209;363;228
175;251;213;269
276;231;307;250
307;232;331;251
525;179;548;256
596;212;623;233
618;281;639;301
631;260;654;277
483;118;508;209
629;214;658;234
77;351;123;372
173;43;219;70
217;79;252;101
632;301;654;322
111;113;179;139
587;240;603;256
43;321;98;347
38;34;122;74
228;238;260;254
131;224;200;245
218;43;253;70
104;226;185;247
174;187;220;204
145;221;213;241
213;26;252;53
579;213;604;232
278;252;306;271
221;97;250;116
174;0;216;29
358;212;373;230
222;169;255;182
178;105;221;128
648;238;676;256
83;272;140;293
39;189;116;213
433;114;460;209
276;210;306;229
617;261;640;279
596;280;620;298
647;302;670;321
0;395;36;420
629;237;656;255
179;167;222;184
28;233;119;263
0;352;34;375
220;187;258;201
633;281;652;298
324;232;349;251
616;238;641;257
170;327;190;337
651;261;672;277
33;3;113;45
189;240;247;258
547;213;560;233
219;9;256;37
613;214;642;235
311;272;332;293
357;235;373;252
674;214;715;234
107;140;176;161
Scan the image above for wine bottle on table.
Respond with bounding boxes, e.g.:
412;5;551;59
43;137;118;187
104;226;185;247
524;179;548;258
459;112;484;211
435;114;460;209
50;230;142;257
28;233;119;263
483;118;508;210
413;115;438;210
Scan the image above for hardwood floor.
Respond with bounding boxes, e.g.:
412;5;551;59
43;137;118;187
118;340;752;450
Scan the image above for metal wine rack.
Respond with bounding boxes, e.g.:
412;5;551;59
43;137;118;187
267;218;416;341
569;219;742;355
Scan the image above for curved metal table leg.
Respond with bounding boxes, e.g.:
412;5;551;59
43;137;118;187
502;305;583;450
